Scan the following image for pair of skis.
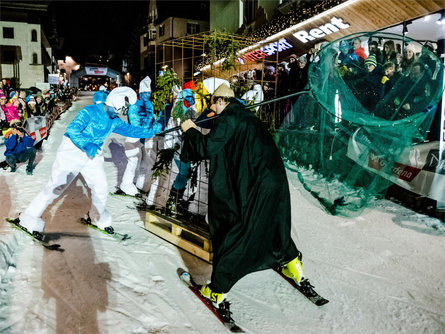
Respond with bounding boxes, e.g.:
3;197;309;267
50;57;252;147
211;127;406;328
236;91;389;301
178;268;329;333
5;216;130;251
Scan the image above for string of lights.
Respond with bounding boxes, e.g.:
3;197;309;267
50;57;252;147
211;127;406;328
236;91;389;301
248;0;347;41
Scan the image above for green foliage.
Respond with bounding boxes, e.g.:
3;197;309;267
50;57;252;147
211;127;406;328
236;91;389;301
151;143;180;180
152;68;181;112
171;101;187;122
204;31;240;72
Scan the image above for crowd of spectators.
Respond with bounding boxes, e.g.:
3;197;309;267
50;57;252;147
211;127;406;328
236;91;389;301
334;38;440;119
1;78;76;173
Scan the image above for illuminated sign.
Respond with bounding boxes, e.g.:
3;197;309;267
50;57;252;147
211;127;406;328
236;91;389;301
237;38;293;64
293;17;350;43
85;67;108;76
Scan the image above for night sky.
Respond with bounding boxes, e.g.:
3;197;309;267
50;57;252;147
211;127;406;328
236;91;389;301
48;1;150;66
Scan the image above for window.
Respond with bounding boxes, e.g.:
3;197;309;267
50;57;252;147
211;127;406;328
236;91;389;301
244;0;258;24
2;49;15;63
32;53;38;64
3;27;14;39
159;24;165;37
149;28;156;40
143;34;149;46
187;22;199;35
31;29;37;42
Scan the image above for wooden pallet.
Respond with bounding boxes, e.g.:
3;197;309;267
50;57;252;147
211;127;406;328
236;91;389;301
143;209;213;263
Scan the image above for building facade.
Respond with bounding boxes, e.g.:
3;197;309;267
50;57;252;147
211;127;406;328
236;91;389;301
0;20;56;89
139;0;209;82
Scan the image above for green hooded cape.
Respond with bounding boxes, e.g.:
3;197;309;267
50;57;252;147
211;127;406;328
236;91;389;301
181;100;299;293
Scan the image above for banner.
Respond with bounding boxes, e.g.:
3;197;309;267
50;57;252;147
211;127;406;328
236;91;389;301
48;74;59;85
85;67;108;76
348;132;445;203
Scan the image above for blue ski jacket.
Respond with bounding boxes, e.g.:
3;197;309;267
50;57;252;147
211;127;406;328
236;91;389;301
65;103;156;151
127;98;155;128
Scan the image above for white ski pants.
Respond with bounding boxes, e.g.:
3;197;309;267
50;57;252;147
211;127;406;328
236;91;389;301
21;136;111;232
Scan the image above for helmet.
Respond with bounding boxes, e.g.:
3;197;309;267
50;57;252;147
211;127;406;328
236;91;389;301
105;87;137;110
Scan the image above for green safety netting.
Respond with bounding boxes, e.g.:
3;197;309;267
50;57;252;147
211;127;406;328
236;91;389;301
275;31;444;216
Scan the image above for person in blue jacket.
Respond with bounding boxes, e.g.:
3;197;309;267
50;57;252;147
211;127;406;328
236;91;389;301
92;85;109;104
4;119;36;174
19;87;161;238
119;76;157;196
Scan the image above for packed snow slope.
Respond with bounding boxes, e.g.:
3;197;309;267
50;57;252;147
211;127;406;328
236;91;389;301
1;93;445;334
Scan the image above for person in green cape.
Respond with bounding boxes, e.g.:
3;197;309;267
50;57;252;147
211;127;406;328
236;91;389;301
180;83;306;306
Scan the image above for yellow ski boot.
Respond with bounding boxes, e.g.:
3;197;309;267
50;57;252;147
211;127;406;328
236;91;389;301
199;284;227;306
281;256;304;285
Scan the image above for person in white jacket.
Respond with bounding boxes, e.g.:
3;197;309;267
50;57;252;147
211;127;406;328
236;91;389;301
241;84;264;111
119;76;158;196
19;87;161;238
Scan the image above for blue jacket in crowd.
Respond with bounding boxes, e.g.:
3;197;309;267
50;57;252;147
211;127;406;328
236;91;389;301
4;132;35;156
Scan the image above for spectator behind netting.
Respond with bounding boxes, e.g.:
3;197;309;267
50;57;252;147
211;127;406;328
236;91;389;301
4;119;37;174
401;42;419;74
380;62;432;120
296;55;309;91
288;53;299;93
395;52;403;73
381;61;401;97
419;42;441;80
351;54;382;111
368;41;383;65
277;62;290;96
382;40;398;65
352;37;367;65
241;84;264;111
337;40;360;77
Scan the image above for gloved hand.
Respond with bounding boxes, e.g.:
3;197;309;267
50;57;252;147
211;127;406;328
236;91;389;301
181;119;197;133
153;122;162;134
83;143;101;158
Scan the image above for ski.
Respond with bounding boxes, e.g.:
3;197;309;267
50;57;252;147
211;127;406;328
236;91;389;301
274;267;329;306
5;218;63;251
80;217;131;241
109;188;144;199
177;268;244;333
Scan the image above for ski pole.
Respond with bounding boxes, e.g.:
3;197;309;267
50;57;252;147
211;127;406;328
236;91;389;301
155;90;310;136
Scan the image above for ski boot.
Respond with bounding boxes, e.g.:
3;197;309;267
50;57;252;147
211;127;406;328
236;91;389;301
199;284;227;307
281;253;318;297
281;253;304;285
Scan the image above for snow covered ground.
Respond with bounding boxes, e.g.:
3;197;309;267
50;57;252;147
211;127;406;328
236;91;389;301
1;93;445;334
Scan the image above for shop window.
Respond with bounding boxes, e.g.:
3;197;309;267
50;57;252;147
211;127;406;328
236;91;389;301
187;22;199;35
2;49;15;64
31;29;38;42
159;24;165;37
244;0;258;24
32;53;38;64
3;27;14;39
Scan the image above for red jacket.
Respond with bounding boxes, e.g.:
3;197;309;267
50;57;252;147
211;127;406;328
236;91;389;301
354;47;367;61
